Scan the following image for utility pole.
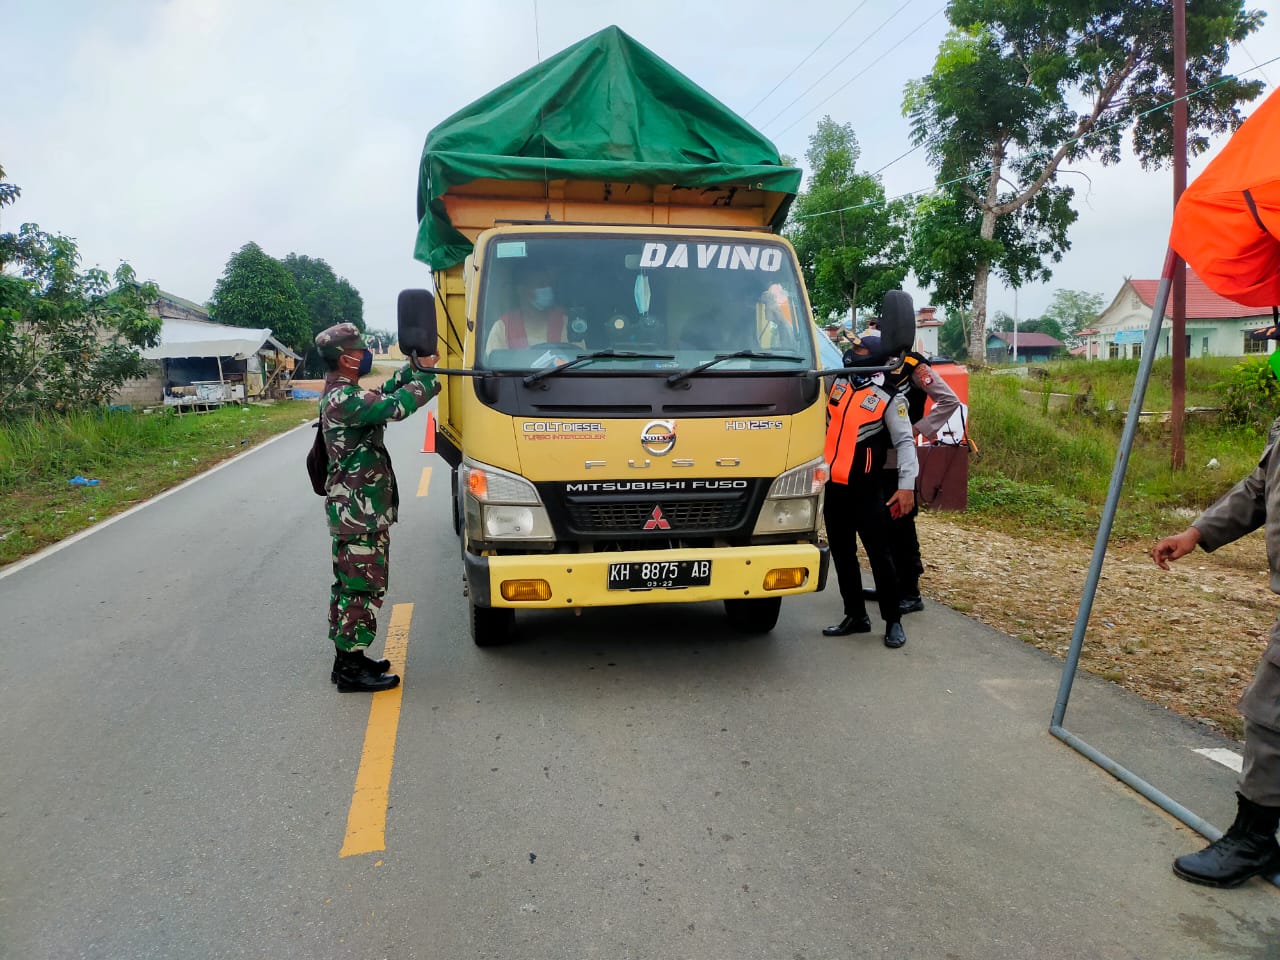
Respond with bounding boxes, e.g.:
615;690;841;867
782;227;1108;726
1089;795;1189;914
1012;287;1019;363
1171;0;1188;470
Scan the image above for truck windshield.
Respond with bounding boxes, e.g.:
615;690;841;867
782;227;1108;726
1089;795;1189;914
476;234;813;373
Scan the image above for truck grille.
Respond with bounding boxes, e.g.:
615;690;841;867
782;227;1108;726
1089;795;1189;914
564;499;748;533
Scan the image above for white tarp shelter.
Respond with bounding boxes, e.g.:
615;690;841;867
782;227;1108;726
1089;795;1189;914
141;316;299;361
140;317;300;407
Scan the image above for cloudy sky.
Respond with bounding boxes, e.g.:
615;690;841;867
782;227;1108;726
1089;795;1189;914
2;0;1276;333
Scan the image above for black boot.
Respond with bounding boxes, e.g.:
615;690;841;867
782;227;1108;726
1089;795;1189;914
330;651;392;684
1172;793;1280;888
332;650;400;693
883;621;907;648
823;615;872;637
898;595;925;614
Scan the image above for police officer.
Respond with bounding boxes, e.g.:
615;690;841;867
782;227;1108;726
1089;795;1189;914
821;334;918;649
315;323;438;692
865;338;962;614
1152;414;1280;887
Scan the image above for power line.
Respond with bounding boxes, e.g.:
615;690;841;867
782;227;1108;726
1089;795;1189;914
758;0;920;130
793;53;1280;222
744;2;871;118
772;8;945;140
869;142;926;177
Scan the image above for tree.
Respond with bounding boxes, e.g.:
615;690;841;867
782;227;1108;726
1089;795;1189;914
1039;288;1105;345
936;307;970;359
786;118;909;326
908;181;1073;344
209;243;310;350
905;0;1265;363
0;167;161;418
278;253;364;339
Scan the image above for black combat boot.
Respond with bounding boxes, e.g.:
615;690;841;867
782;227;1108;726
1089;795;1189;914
1172;793;1280;888
330;651;391;684
332;650;400;693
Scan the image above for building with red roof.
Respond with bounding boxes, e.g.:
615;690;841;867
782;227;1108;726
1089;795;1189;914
1082;269;1273;361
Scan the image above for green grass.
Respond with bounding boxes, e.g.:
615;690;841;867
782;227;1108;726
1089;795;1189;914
0;401;315;565
962;359;1274;542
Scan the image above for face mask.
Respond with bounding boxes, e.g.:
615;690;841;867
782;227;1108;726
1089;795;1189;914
357;349;374;376
531;286;554;311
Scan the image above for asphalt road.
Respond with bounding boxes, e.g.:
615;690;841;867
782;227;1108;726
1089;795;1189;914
1;408;1277;959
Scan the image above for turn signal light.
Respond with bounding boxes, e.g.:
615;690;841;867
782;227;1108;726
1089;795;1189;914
467;468;488;499
763;567;808;591
500;579;552;602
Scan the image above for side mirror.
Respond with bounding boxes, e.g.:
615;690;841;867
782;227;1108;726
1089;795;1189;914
397;289;438;360
878;290;915;356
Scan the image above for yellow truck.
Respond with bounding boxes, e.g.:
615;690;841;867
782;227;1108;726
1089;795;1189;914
397;27;911;645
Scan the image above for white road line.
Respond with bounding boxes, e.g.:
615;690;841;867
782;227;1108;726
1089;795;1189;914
0;420;314;582
1192;747;1244;773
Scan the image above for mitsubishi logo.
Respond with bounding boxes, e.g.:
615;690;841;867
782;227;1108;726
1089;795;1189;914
643;506;671;530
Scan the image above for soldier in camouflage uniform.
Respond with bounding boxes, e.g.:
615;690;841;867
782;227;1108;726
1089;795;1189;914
315;322;438;692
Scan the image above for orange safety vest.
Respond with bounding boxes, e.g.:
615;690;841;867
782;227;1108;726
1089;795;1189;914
501;308;567;349
824;380;892;485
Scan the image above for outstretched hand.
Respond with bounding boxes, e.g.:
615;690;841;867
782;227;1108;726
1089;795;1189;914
1151;528;1201;570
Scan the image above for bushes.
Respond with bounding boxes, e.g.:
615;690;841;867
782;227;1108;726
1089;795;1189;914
1213;356;1280;431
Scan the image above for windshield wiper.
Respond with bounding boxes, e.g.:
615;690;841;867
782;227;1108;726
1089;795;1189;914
666;350;805;387
523;349;676;386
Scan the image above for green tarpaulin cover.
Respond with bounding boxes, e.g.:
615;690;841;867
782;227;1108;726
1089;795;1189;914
414;25;801;270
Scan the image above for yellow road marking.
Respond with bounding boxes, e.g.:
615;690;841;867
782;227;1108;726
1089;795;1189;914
339;602;412;858
416;466;432;497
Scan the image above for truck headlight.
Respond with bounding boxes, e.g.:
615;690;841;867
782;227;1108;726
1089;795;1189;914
753;456;828;535
459;458;554;542
482;504;553;540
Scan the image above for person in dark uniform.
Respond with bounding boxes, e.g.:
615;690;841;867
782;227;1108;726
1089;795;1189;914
1152;414;1280;887
821;334;918;649
864;340;962;614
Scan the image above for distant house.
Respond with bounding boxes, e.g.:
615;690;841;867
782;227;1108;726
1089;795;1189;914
1070;328;1105;359
986;331;1065;363
1080;270;1272;361
914;305;944;357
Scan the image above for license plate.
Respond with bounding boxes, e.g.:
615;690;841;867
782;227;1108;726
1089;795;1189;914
607;560;712;590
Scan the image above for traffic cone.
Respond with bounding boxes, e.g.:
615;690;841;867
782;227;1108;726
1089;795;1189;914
421;410;436;454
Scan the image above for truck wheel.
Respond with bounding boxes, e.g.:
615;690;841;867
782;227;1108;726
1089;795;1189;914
470;597;514;647
724;597;781;634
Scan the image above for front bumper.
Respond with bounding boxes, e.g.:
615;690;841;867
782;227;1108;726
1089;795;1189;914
465;543;829;609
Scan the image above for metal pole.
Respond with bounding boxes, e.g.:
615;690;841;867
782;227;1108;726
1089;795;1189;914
1052;248;1175;726
1049;248;1280;887
1170;0;1188;469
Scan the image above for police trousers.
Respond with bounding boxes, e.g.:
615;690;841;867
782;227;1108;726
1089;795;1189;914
1238;616;1280;807
823;479;900;624
880;467;924;595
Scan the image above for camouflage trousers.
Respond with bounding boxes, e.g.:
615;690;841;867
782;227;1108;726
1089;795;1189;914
329;530;390;653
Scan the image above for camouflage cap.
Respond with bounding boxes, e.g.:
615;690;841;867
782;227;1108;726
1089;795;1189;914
315;322;367;359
